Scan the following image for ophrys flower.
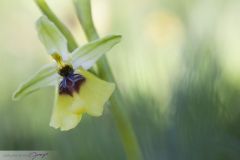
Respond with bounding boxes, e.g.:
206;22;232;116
13;16;121;131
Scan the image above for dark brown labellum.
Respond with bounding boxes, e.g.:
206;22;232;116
58;65;86;96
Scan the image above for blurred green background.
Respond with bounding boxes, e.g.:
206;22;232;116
1;0;240;159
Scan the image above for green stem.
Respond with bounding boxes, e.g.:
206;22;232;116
73;0;98;41
35;0;78;52
74;0;143;160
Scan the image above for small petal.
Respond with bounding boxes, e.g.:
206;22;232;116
50;69;115;131
75;69;115;116
71;35;121;70
36;16;69;60
12;64;59;100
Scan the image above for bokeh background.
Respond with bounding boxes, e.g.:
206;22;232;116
1;0;240;159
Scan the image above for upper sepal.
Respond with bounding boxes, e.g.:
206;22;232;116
36;16;69;60
71;35;121;70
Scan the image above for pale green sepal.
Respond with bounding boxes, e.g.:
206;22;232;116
36;16;69;60
71;35;121;70
35;0;78;52
12;64;59;101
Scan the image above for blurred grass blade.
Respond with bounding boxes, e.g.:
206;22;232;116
13;64;58;100
37;16;69;58
72;35;121;70
35;0;78;52
73;0;98;41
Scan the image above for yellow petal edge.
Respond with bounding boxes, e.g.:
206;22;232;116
50;69;115;131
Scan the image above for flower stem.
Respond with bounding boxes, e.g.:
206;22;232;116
35;0;143;159
74;0;143;160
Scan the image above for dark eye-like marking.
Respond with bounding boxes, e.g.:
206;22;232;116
58;65;86;96
59;65;74;77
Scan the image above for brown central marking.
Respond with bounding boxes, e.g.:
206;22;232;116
58;65;86;96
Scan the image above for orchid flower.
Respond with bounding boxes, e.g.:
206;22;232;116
12;16;121;131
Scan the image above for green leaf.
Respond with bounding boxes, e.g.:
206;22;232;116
36;16;69;59
71;35;121;70
12;64;59;100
